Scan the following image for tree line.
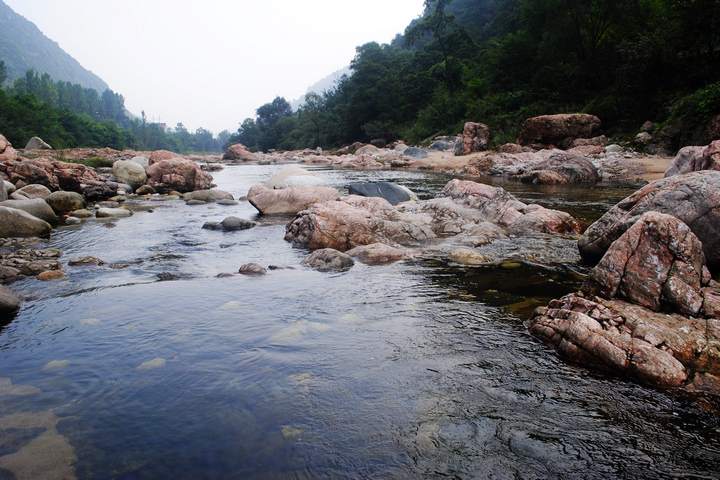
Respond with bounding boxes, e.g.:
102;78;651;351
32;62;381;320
230;0;720;153
0;62;230;153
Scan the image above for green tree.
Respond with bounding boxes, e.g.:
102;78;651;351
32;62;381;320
0;61;7;86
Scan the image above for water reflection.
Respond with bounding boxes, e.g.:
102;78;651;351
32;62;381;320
0;165;717;479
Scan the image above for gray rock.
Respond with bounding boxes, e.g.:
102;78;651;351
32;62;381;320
263;166;317;189
221;217;256;231
604;144;624;154
65;217;82;225
130;156;150;168
394;143;409;153
135;185;156;195
276;175;328;189
0;285;21;313
96;207;132;218
0;206;53;237
347;182;412;206
217;199;239;206
113;160;147;190
428;140;454;152
45;191;86;215
301;248;354;272
116;183;133;194
0;199;58;225
247;185;340;215
403;147;428;159
15;184;52;200
239;263;267;275
24;136;52;150
184;189;234;203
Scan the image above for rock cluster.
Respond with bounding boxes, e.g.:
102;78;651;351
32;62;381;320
517;114;603;149
529;212;720;392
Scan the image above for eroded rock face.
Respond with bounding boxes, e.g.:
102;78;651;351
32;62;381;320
285;180;584;251
223;143;257;162
578;171;720;270
247;185;340;215
664;140;720;177
582;212;710;316
145;157;215;193
517;114;602;149
460;122;491;155
529;211;720;396
0;134;18;163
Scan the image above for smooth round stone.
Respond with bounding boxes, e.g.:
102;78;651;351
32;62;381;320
217;199;239;206
96;207;132;218
186;199;206;206
37;270;64;281
65;217;82;225
239;263;267;275
70;209;94;218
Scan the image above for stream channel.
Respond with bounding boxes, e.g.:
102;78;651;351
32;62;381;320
0;164;719;479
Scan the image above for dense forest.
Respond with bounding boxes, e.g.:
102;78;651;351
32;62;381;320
230;0;720;153
0;63;230;153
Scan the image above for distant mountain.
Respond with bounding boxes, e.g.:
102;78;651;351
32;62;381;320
0;0;108;92
291;66;352;111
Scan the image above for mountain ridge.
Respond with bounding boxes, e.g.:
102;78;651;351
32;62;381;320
0;0;108;92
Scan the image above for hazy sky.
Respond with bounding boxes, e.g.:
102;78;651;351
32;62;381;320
4;0;425;135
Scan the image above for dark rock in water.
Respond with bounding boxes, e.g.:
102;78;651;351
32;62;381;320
239;263;266;275
135;185;156;195
202;217;256;231
301;248;354;272
68;256;105;267
347;182;411;206
222;217;256;231
0;285;21;313
403;147;428;160
83;181;118;201
184;189;234;203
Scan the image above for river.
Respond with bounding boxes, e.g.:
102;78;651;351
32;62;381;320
0;165;718;479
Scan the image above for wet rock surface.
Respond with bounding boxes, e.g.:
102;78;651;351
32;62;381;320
578;171;720;270
301;248;355;272
248;185;340;215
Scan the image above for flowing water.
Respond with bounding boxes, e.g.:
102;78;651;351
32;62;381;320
0;165;718;479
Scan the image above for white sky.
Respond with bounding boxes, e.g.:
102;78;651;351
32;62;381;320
4;0;425;135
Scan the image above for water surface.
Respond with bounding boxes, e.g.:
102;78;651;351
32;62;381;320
0;165;717;479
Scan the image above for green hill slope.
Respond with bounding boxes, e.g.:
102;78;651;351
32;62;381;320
0;0;108;92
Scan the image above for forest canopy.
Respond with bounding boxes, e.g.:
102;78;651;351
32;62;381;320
230;0;720;153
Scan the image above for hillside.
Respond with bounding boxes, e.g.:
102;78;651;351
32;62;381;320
0;0;108;92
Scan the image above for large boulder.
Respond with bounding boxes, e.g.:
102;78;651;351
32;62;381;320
247;185;340;215
519;151;599;184
0;134;18;163
11;158;56;189
578;171;720;270
113;160;147;190
664;140;720;177
529;214;720;393
264;166;318;189
45;191;86;215
582;212;711;316
82;180;118;201
0;206;53;237
285;196;435;250
145;157;214;193
0;285;21;314
24;136;52;150
517;114;602;149
347;182;412;206
13;184;52;200
223;143;257;162
0;199;58;225
276;176;328;189
345;243;406;265
459;122;491;155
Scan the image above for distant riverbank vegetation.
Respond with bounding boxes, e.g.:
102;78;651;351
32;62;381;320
230;0;720;152
0;66;230;153
1;0;718;155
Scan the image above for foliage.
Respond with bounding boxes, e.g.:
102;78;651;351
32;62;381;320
229;0;720;152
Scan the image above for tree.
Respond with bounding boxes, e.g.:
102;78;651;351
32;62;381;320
299;92;324;147
0;61;7;86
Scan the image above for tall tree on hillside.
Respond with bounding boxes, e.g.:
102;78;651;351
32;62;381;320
0;61;7;86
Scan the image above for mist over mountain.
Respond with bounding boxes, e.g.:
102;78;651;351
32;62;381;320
0;0;108;92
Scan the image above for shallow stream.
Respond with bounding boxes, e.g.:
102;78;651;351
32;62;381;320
1;165;718;479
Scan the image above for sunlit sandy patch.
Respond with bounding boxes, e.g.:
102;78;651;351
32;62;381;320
0;410;77;480
270;321;330;342
0;378;41;396
135;358;166;371
42;360;70;372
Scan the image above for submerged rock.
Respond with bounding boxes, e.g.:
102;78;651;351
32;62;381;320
301;248;354;272
346;243;406;265
96;207;132;218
